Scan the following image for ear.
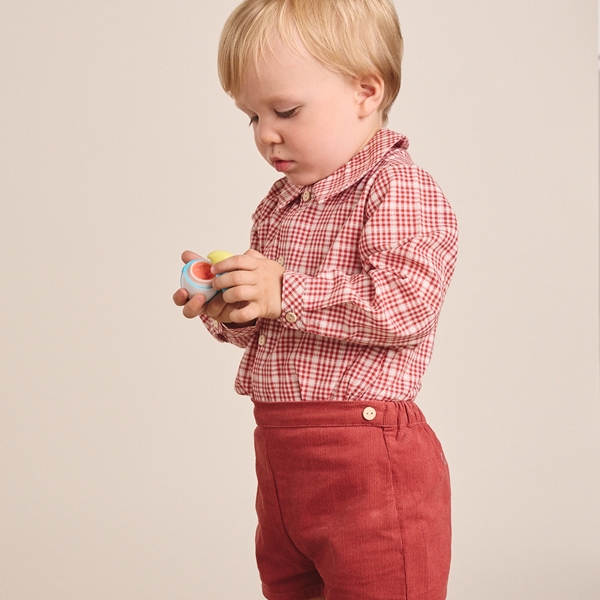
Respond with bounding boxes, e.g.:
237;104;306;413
355;73;385;118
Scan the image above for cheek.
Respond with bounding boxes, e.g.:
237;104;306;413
312;111;346;141
291;126;321;155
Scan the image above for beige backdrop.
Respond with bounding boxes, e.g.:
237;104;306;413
1;1;599;598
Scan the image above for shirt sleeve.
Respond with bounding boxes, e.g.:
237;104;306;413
198;312;259;348
278;165;458;348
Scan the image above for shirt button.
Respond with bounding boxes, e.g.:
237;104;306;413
302;189;311;202
362;407;377;421
277;256;285;266
258;334;266;346
285;312;298;324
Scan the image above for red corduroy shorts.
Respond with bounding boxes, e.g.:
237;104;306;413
253;399;451;600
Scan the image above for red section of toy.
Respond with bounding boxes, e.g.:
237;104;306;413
190;260;213;281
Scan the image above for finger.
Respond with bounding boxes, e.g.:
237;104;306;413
211;253;257;275
182;293;206;319
228;302;260;324
221;283;256;304
202;293;227;319
173;288;189;306
181;250;201;264
213;268;256;291
206;299;247;324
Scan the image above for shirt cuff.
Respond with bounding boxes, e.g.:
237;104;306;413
199;313;258;348
280;271;305;330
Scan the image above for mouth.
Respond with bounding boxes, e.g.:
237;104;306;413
272;159;293;173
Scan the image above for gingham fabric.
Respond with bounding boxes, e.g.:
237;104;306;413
201;129;458;402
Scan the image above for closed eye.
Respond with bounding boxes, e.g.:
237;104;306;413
275;108;298;119
247;108;298;126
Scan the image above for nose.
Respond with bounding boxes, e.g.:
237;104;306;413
255;118;283;146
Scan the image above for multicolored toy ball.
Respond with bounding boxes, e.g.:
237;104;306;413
180;250;233;301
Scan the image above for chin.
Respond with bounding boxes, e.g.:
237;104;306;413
286;172;320;187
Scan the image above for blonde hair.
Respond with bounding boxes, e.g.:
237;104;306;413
218;0;403;125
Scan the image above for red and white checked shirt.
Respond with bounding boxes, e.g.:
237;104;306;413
201;129;458;403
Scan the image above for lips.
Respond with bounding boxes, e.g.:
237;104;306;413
272;159;293;172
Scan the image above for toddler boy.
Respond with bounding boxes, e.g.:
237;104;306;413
174;1;458;599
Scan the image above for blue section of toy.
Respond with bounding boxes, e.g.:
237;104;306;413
180;259;217;302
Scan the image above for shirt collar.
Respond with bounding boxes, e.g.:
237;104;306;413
274;129;409;206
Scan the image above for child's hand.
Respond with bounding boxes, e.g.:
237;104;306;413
173;251;257;326
211;249;284;323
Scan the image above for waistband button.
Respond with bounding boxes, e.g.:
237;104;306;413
362;407;376;421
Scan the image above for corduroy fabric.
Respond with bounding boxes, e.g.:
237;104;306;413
253;400;451;600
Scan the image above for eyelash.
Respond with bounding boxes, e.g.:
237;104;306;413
248;108;298;126
276;108;298;119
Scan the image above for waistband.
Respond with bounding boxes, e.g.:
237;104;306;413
252;400;426;429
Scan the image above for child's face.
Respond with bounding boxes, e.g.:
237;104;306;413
234;38;382;187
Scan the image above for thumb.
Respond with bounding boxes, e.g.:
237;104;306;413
182;250;202;264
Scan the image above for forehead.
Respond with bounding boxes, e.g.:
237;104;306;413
234;39;344;108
